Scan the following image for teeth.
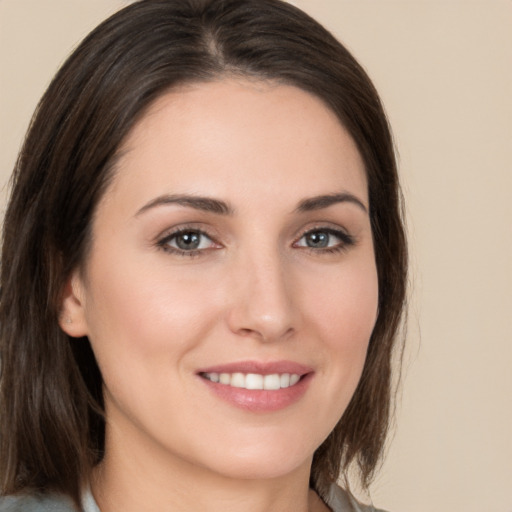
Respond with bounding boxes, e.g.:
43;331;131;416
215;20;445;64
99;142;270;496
245;373;263;389
203;372;302;390
280;373;290;388
231;373;245;388
263;374;280;390
290;374;300;386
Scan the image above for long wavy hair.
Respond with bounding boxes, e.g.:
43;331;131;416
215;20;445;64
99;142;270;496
0;0;407;508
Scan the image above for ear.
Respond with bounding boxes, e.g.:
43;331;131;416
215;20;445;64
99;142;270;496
58;270;89;338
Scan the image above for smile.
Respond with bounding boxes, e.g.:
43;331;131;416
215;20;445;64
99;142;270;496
197;361;313;412
201;372;301;390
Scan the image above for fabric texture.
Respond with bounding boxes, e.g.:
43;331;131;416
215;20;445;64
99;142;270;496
0;491;98;512
324;484;387;512
0;484;386;512
0;494;79;512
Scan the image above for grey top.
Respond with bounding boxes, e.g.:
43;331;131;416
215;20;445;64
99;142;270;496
0;485;386;512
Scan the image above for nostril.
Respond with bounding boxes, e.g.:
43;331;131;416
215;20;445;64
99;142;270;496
234;325;295;343
225;275;297;342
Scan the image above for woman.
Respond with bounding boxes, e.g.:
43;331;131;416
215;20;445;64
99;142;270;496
0;1;407;511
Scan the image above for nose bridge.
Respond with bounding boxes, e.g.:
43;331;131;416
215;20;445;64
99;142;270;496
227;243;296;342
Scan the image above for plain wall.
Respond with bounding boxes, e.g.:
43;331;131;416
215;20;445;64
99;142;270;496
1;1;511;511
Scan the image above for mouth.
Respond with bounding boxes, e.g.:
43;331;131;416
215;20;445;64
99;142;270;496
200;371;302;390
196;361;313;412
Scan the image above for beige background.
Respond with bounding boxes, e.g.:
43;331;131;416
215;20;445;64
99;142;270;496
1;1;511;511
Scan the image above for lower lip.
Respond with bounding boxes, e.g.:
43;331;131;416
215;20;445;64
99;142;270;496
199;374;313;412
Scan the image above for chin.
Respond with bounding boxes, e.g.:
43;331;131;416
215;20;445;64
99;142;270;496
205;454;311;482
189;432;318;482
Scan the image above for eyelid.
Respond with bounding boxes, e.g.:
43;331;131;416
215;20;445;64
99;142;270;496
154;222;356;257
155;222;219;242
156;224;222;256
292;225;356;251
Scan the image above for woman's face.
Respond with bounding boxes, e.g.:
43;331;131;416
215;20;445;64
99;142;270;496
62;79;378;481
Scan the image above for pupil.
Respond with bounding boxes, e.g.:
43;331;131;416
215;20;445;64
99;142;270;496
176;232;200;250
307;232;328;248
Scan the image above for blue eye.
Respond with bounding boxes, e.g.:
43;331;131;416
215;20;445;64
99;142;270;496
159;229;216;254
295;228;353;251
303;231;332;248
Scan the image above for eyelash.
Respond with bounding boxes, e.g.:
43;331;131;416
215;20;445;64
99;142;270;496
157;227;217;258
156;226;355;258
294;227;356;254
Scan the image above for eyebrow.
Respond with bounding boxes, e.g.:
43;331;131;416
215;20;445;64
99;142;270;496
136;194;233;216
135;191;368;218
295;193;368;213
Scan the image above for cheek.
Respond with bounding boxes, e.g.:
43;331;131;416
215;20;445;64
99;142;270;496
81;259;223;429
305;258;378;344
82;252;221;378
300;257;379;390
279;259;378;448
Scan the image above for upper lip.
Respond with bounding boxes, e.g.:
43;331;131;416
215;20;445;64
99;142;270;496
197;360;313;376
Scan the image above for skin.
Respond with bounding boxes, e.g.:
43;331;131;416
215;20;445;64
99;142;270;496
60;79;378;512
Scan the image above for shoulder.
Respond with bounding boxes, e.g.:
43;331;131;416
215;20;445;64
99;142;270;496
324;483;389;512
0;493;77;512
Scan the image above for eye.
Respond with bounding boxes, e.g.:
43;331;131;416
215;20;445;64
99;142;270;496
294;228;354;252
158;229;218;255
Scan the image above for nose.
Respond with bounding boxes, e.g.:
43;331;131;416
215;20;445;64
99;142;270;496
226;251;298;343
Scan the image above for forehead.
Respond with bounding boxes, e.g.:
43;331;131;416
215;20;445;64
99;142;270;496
107;79;367;211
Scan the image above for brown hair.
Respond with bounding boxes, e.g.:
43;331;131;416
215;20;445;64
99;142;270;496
0;0;407;508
